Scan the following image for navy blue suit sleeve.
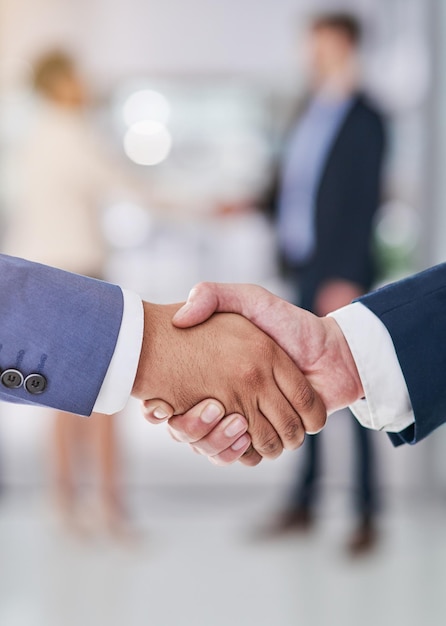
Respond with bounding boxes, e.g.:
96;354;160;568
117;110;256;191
358;264;446;445
0;255;124;416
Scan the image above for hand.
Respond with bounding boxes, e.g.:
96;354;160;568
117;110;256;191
144;398;255;466
133;302;327;465
172;284;363;413
142;284;363;465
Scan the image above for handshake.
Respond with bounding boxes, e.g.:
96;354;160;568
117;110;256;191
132;283;364;467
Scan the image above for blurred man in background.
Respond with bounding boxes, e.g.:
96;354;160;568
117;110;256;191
268;13;386;554
4;51;144;536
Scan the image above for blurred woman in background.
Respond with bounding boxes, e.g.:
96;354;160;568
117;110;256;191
4;51;136;537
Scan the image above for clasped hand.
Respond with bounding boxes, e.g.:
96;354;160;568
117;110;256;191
132;284;363;466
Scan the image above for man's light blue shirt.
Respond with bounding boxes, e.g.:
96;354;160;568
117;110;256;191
277;94;353;265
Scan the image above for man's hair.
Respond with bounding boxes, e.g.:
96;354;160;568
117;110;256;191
33;50;76;94
310;12;362;45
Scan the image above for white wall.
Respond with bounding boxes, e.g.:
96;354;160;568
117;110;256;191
1;0;376;83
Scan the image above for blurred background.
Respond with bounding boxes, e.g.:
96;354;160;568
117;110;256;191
1;0;446;625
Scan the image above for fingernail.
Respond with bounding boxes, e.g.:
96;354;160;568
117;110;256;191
224;417;246;438
200;402;222;424
153;407;169;420
231;434;250;451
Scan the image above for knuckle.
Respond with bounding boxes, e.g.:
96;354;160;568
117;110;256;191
249;284;268;301
286;423;305;449
315;409;328;431
192;436;222;457
167;425;182;443
213;450;239;466
240;447;262;467
189;441;206;455
306;406;327;434
281;418;305;448
194;281;212;295
242;365;265;390
293;381;316;413
255;432;282;459
168;419;196;443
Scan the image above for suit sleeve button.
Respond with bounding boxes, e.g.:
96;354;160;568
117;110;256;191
24;374;47;394
1;369;24;389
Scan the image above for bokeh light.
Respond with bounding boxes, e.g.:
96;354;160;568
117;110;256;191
122;89;171;126
376;200;420;250
123;120;172;166
368;38;430;110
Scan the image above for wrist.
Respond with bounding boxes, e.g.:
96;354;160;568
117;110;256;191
316;317;364;413
132;301;158;399
132;301;186;400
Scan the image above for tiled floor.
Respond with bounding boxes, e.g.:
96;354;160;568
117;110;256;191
0;487;445;626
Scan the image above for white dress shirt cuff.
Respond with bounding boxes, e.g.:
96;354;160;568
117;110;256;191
328;302;414;433
93;289;144;415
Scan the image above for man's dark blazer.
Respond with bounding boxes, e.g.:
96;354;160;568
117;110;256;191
272;93;386;311
359;263;446;446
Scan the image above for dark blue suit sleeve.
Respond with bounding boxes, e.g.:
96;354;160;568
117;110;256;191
358;264;446;445
0;255;124;416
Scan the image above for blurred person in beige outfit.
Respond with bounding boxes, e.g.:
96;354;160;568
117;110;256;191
5;51;137;536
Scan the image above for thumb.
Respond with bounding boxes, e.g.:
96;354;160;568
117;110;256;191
172;283;221;328
173;282;268;328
